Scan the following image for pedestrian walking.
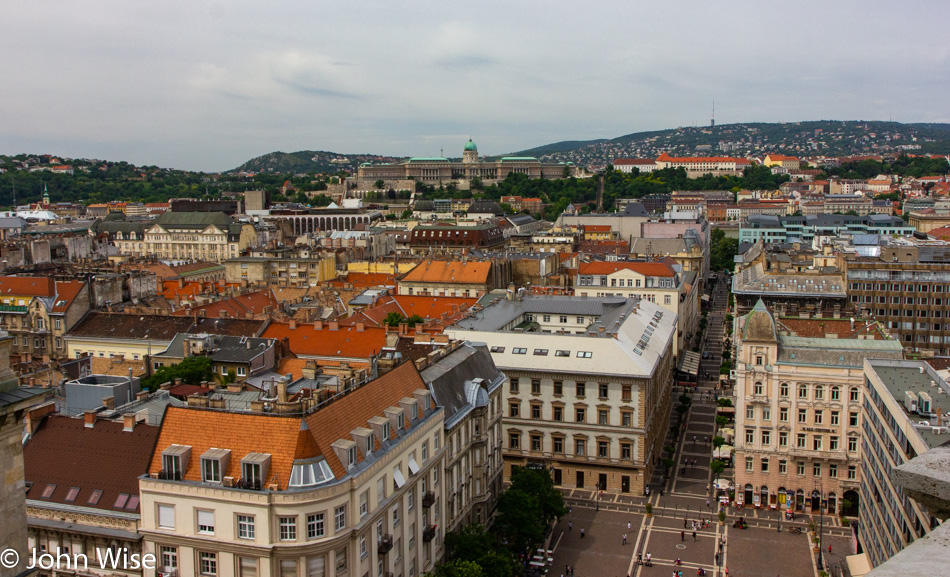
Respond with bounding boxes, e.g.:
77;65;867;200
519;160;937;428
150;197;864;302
828;544;832;553
681;530;685;541
684;518;688;528
627;521;631;530
580;528;585;539
569;521;572;531
623;533;627;545
692;530;697;541
706;499;710;509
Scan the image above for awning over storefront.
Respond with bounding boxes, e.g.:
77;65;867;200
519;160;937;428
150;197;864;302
678;351;700;375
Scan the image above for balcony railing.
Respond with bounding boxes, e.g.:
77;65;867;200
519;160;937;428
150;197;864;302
423;525;437;543
422;491;436;508
377;534;393;555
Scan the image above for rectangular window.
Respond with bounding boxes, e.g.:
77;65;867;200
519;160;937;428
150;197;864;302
555;350;570;357
779;460;787;475
334;505;346;531
780;407;788;422
279;516;297;541
360;491;369;518
622;410;632;426
512;348;527;355
831;411;840;425
160;547;177;571
621;385;631;401
849;412;859;427
813;436;822;451
745;457;753;472
761;430;771;445
307;513;325;539
553;437;564;453
848;438;857;452
576;408;585;423
197;510;215;534
575;439;586;456
238;515;255;539
531;379;541;394
510;380;519;393
599;384;609;398
761;458;769;473
746;407;755;420
509;433;520;449
798;409;807;424
848;465;857;480
797;462;805;476
553;406;563;421
199;552;217;576
576;382;586;397
829;464;838;478
509;403;519;418
598;409;608;425
745;429;754;444
830;436;839;451
531;435;542;451
797;434;806;448
621;443;632;459
576;351;592;358
598;441;609;458
779;432;788;447
553;381;563;395
158;504;175;529
813;463;821;477
814;410;823;425
533;349;548;356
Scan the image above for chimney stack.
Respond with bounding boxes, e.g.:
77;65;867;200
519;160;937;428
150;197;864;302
277;380;288;403
136;390;149;402
289;319;297;330
102;396;115;410
356;321;365;332
84;410;97;428
314;320;323;330
123;414;136;432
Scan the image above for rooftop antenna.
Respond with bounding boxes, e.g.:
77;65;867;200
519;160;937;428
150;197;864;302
711;100;715;128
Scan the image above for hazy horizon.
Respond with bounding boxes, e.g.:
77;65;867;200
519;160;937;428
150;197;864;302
2;1;948;172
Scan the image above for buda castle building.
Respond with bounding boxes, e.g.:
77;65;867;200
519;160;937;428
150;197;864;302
356;139;576;188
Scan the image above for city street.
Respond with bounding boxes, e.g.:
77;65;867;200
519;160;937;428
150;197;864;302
548;275;852;577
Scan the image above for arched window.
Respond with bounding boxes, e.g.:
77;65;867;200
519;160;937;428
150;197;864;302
798;385;808;399
780;383;789;397
754;382;764;395
849;387;859;402
831;386;840;401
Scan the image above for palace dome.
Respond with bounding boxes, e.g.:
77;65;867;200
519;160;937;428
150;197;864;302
464;139;477;152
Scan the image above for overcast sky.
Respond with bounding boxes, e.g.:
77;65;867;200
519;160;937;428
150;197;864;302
2;1;948;172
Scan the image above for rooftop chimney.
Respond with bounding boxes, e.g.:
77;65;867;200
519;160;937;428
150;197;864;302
136;390;149;402
356;322;365;332
329;321;339;331
277;380;288;403
102;396;115;410
84;411;97;428
314;320;323;330
123;414;136;432
289;319;297;330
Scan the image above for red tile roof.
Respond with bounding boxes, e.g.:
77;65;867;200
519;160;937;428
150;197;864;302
148;361;431;488
657;152;751;165
0;276;55;297
171;290;281;319
262;322;387;359
51;281;86;314
25;415;160;513
344;295;477;327
577;261;676;277
400;261;491;285
325;272;398;289
583;225;612;232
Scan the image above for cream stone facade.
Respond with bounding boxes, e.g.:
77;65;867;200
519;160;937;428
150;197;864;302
447;296;676;496
732;301;902;514
139;362;446;577
111;213;257;262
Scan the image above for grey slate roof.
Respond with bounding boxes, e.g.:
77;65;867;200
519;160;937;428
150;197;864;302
155;211;233;228
420;343;504;428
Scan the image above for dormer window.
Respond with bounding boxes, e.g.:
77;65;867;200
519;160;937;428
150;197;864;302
241;453;271;487
348;446;358;467
398;414;405;429
383;422;390;440
200;448;230;484
161;445;191;480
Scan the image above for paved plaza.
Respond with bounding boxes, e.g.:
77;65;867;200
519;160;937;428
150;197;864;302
546;276;854;577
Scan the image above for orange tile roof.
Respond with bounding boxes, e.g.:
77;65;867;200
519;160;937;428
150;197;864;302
148;361;431;487
766;154;799;161
399;261;491;285
172;290;280;319
262;322;387;359
583;225;612;232
577;261;676;277
149;407;312;489
0;276;55;297
51;281;86;314
345;295;477;327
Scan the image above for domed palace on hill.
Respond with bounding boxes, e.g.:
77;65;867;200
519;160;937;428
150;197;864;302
356;138;576;189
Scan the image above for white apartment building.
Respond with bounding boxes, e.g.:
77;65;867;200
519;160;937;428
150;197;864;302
446;296;676;496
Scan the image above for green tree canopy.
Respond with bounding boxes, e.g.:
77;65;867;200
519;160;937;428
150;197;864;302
141;356;213;391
